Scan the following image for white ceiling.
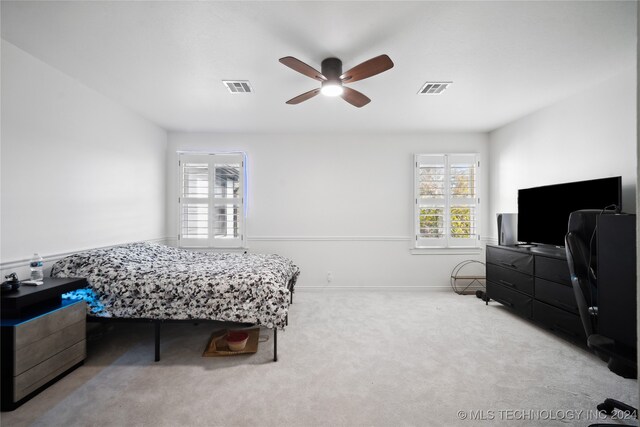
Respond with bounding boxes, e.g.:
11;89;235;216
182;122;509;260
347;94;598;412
1;1;636;133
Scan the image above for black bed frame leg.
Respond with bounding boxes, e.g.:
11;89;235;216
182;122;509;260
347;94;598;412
273;328;278;362
154;321;160;362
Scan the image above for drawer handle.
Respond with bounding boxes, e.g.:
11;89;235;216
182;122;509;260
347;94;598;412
551;324;578;338
500;262;517;269
499;279;516;288
494;297;514;308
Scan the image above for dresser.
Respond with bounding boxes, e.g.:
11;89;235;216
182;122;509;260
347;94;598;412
1;277;87;411
486;244;586;344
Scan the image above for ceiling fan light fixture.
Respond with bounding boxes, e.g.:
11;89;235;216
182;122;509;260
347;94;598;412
280;54;393;107
320;82;344;97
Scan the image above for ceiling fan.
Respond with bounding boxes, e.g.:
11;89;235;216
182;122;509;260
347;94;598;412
279;54;394;108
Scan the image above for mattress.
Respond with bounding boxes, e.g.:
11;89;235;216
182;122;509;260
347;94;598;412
51;242;299;329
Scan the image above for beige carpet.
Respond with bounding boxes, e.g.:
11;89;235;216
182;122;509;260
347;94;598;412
1;289;637;427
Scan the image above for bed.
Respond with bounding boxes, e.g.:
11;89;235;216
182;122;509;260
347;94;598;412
50;242;300;361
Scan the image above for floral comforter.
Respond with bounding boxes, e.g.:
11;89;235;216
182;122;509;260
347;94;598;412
51;242;299;329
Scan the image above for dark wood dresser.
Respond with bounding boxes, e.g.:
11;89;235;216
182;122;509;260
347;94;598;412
486;244;586;344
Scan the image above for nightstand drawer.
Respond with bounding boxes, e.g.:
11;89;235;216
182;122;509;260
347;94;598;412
535;256;571;286
15;301;85;350
487;264;533;295
487;281;532;318
535;278;578;314
533;301;586;343
14;340;86;401
487;246;533;275
15;320;85;375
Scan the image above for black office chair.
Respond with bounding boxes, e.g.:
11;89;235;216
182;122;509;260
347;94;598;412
565;209;637;426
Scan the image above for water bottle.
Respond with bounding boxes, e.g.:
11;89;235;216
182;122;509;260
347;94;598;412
30;253;44;281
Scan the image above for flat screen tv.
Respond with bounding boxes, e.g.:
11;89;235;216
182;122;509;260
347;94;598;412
517;176;622;247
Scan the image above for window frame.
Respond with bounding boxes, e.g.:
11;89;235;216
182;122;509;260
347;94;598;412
177;152;247;249
414;153;480;249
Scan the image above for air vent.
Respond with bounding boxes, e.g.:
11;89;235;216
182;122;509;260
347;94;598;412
223;80;253;94
418;81;452;95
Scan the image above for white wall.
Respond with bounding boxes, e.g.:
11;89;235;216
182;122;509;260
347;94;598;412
0;40;168;277
636;3;640;404
168;132;489;288
488;67;637;239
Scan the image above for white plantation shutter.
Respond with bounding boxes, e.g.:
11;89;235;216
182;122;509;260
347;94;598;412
415;154;479;248
416;154;447;246
179;153;246;248
449;154;477;246
181;161;209;242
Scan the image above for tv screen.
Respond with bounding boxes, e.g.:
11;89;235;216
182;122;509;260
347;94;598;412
517;176;622;247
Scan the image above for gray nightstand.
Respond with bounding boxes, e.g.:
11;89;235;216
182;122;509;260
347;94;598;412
1;277;87;411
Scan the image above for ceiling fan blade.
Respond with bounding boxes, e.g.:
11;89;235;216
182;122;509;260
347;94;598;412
279;57;327;82
286;88;321;105
340;54;394;83
341;87;371;108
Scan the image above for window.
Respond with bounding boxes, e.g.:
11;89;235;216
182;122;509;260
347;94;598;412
178;152;246;248
414;154;479;248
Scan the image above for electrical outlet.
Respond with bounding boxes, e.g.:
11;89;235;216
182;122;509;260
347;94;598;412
327;272;333;283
